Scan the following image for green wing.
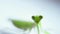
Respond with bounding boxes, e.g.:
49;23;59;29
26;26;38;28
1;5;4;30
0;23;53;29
11;19;36;30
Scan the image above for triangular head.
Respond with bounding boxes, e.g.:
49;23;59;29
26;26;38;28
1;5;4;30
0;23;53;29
32;15;43;24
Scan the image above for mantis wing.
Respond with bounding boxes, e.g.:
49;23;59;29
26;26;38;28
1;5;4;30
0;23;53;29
11;19;36;31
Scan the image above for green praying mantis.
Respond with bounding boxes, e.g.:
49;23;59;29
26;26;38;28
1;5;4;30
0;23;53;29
10;15;50;34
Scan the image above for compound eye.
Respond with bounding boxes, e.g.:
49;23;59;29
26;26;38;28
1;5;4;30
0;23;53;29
32;16;35;20
39;15;43;19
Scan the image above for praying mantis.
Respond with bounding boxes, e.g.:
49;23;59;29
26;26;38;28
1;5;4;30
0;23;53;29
10;15;50;34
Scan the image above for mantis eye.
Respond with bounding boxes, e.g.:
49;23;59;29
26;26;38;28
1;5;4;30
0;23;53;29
32;16;35;20
39;15;43;19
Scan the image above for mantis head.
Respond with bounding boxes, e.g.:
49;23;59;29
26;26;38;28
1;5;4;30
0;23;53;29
32;15;43;24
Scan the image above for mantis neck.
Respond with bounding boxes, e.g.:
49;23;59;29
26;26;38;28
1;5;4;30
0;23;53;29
37;24;40;34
